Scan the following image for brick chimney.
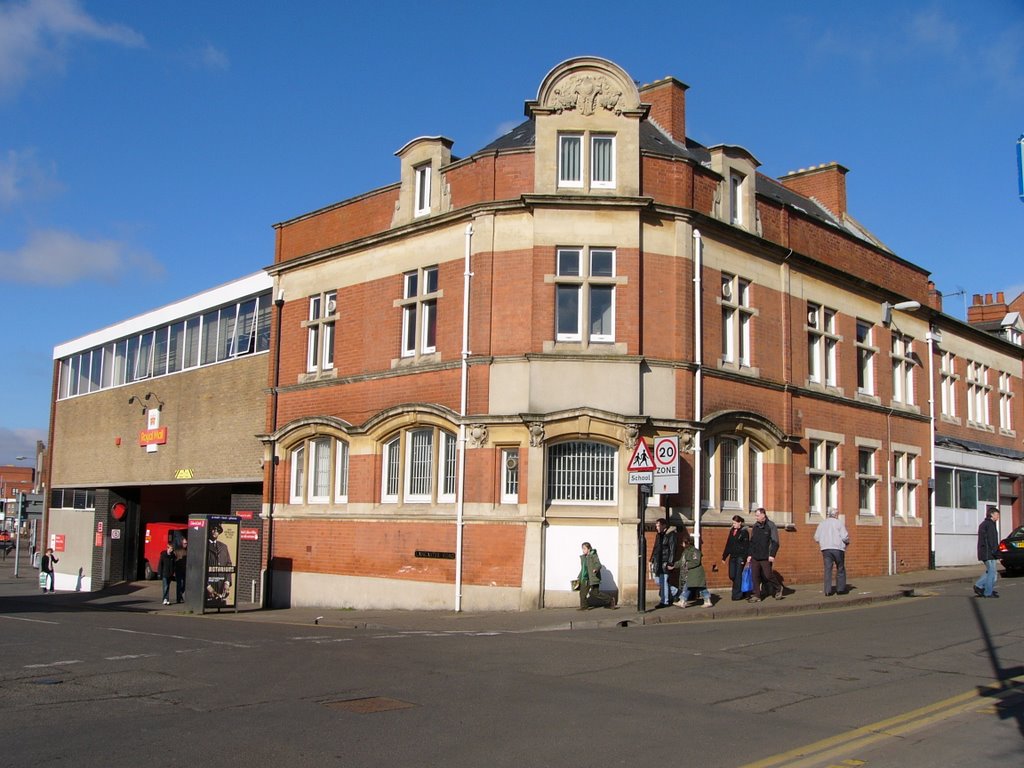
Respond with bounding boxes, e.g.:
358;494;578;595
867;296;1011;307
639;76;688;143
778;162;849;218
967;291;1008;324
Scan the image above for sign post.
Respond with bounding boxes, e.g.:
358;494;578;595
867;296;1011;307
626;440;655;611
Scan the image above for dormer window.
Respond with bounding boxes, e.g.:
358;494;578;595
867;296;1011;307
414;163;432;216
558;132;616;191
591;135;615;188
729;171;745;226
559;134;583;188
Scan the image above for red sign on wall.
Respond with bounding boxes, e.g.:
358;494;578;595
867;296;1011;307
236;510;255;520
139;426;168;446
240;528;259;541
53;534;66;552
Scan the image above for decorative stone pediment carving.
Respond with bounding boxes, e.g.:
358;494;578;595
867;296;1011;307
527;56;645;119
467;424;488;449
529;422;546;447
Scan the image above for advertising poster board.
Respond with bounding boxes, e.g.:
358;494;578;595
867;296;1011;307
204;515;240;610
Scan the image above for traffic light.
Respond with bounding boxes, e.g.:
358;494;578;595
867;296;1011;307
20;493;28;518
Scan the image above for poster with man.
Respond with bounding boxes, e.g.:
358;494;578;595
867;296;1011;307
204;516;239;609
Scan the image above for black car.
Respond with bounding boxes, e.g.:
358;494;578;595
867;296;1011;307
998;526;1024;573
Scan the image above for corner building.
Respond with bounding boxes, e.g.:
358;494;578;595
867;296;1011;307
263;56;962;610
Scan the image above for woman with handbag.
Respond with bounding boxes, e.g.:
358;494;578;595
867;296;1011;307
721;514;750;601
577;542;615;610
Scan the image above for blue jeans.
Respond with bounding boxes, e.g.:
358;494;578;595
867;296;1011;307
975;559;998;596
657;573;679;605
682;584;711;603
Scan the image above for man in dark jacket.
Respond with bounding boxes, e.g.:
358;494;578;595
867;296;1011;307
973;506;1001;599
158;542;176;606
650;518;679;607
745;508;782;601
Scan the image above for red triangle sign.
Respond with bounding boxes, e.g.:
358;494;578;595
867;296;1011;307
627;439;655;472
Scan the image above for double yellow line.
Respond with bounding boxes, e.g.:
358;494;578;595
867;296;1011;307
739;674;1024;768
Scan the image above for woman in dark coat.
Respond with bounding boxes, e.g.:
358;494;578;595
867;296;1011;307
721;514;750;601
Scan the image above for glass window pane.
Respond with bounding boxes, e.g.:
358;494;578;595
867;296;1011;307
977;472;998;503
201;310;220;365
311;437;331;498
720;439;738;503
422;301;436;351
407;429;433;498
424;267;438;294
219;305;238;361
956;470;977;509
589;285;613;338
591;136;613;183
168;321;185;373
335;441;349;500
152;328;168;377
557;249;580;276
233;298;258;356
184;317;200;368
255;294;272;352
590;249;613;277
935;467;953;507
557;285;580;337
559;135;581;183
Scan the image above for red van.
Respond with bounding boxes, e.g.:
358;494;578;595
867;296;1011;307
142;523;187;580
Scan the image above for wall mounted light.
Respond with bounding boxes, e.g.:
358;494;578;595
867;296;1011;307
881;300;922;327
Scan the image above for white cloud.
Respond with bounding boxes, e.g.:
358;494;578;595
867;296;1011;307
0;229;164;286
0;427;47;466
0;148;63;207
908;8;961;52
189;42;230;72
492;120;523;140
0;0;145;98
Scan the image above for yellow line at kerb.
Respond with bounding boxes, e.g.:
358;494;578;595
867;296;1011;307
738;674;1024;768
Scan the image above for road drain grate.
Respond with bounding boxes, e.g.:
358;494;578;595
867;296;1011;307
324;696;416;713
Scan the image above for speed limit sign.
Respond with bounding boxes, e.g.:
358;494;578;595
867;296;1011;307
653;436;679;494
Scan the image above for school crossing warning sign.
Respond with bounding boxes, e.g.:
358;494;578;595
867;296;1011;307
627;439;655;484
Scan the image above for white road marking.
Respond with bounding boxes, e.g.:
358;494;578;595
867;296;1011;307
0;615;59;625
25;660;82;669
105;654;157;660
106;627;251;648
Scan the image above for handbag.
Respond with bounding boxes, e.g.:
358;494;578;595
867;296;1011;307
571;579;580;591
740;564;753;593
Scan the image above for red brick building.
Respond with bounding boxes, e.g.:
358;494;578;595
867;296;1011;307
260;57;1004;610
46;57;1022;608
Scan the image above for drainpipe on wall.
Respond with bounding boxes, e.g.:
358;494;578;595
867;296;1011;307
692;228;704;548
263;286;285;608
455;223;474;612
926;323;937;569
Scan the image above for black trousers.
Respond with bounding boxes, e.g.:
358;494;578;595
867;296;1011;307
728;556;746;599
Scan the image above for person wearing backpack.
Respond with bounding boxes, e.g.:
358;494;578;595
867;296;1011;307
746;507;782;601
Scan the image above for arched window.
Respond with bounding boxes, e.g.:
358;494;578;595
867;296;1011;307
381;426;458;504
546;440;616;504
701;435;763;513
289;436;350;504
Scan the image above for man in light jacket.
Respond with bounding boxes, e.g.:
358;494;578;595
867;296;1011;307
814;508;850;596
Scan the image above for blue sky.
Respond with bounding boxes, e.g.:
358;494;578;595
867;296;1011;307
1;0;1022;466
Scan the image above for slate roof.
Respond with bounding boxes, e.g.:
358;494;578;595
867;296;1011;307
472;118;885;249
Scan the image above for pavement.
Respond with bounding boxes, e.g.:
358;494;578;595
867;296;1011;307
0;546;986;634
